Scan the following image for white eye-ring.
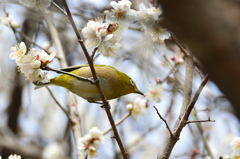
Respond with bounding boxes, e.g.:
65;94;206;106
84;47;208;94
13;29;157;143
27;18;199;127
130;79;135;86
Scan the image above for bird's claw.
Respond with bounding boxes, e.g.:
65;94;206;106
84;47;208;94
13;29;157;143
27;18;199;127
101;104;111;110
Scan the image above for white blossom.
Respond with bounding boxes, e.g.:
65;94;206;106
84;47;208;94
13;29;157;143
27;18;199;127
42;143;63;159
223;155;230;159
106;0;137;30
36;50;56;64
131;97;148;119
10;42;27;61
88;146;98;158
1;16;11;25
138;3;170;42
144;84;164;102
138;3;161;24
10;42;54;83
19;0;51;9
90;127;103;139
82;19;104;50
8;154;21;159
78;127;105;158
82;18;122;57
230;137;240;157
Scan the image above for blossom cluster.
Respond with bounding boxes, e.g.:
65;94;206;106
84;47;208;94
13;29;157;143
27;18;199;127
82;0;170;57
10;42;56;83
8;154;21;159
78;127;105;158
1;15;19;29
230;137;240;158
126;97;148;119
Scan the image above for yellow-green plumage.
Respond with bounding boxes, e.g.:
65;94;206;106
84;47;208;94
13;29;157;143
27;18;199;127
47;64;143;102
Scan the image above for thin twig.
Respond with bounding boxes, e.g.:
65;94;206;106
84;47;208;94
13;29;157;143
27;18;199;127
46;86;69;118
185;118;215;124
104;112;131;135
42;66;93;83
153;106;173;137
192;108;214;159
195;66;203;79
160;63;178;84
60;1;129;158
91;47;98;59
171;35;189;56
14;29;52;55
52;0;67;16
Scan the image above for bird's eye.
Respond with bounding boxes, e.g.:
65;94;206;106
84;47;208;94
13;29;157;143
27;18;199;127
130;79;135;86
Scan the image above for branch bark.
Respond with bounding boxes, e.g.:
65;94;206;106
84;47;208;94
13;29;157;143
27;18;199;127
41;8;84;159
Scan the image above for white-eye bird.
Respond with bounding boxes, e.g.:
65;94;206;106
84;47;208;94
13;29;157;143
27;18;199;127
35;64;143;102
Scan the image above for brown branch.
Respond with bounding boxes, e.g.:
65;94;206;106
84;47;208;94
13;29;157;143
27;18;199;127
158;74;209;159
195;66;203;79
185;118;215;124
91;47;98;59
46;86;69;118
40;8;84;159
171;35;189;56
60;1;129;158
158;54;192;159
153;106;173;137
52;0;67;16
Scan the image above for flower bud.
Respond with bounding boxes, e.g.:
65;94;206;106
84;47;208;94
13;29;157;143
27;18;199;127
11;21;19;28
167;76;175;84
155;77;162;84
177;58;184;64
126;103;133;111
170;55;176;61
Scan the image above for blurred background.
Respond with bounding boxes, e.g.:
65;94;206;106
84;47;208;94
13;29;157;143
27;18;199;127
0;0;239;159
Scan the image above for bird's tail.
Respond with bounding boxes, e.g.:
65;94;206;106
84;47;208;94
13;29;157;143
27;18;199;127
33;81;51;90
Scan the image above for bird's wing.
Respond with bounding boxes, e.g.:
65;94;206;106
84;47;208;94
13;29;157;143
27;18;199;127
60;64;89;72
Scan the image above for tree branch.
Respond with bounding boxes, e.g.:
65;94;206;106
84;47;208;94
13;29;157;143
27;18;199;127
153;106;173;137
60;1;129;158
41;8;84;159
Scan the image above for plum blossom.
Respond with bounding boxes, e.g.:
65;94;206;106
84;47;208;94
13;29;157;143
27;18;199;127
10;42;55;82
138;3;170;42
42;143;63;159
82;17;122;57
126;97;148;119
106;0;137;30
78;127;105;158
230;137;240;157
144;84;164;102
8;154;21;159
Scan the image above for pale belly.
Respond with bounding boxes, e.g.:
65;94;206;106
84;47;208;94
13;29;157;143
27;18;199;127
68;77;113;101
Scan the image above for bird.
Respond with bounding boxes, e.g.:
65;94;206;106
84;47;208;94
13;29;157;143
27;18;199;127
34;64;143;102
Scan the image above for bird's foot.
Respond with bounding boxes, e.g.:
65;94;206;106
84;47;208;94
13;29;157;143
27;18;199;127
100;104;111;110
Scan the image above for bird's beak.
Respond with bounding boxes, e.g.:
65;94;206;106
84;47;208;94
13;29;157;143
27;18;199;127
137;89;144;96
